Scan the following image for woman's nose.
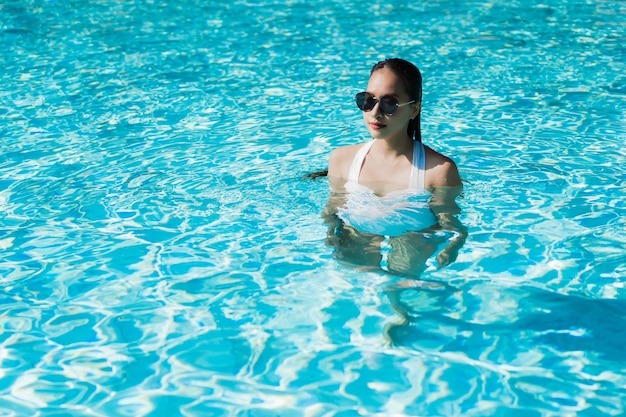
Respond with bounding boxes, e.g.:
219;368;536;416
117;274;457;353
372;101;384;117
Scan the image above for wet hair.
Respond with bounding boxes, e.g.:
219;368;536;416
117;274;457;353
304;169;328;180
371;58;423;142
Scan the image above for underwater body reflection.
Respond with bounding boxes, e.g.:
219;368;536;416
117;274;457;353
322;181;468;343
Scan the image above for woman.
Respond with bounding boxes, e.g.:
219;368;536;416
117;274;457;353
323;58;466;276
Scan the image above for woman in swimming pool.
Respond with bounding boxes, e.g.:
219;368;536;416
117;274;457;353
323;58;467;276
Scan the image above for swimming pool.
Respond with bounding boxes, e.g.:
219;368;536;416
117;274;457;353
1;0;625;415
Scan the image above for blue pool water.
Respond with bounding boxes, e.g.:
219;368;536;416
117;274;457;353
1;0;625;415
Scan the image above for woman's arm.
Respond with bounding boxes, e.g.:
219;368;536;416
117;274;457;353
423;146;467;266
429;185;468;267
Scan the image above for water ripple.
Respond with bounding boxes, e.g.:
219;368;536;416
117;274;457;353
0;0;625;415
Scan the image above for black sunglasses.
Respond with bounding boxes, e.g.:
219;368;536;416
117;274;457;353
355;92;416;116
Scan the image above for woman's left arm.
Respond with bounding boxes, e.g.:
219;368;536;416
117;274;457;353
429;185;468;267
427;156;467;267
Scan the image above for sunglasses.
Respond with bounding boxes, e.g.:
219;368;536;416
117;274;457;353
355;92;416;116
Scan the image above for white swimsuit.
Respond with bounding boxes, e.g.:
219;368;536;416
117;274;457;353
347;140;426;189
336;140;437;237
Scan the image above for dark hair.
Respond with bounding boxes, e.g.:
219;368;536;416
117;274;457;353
371;58;423;142
304;169;328;180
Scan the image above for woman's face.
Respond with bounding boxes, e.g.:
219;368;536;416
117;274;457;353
363;67;420;141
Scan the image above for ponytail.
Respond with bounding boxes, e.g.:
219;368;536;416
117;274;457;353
304;169;328;180
407;115;422;142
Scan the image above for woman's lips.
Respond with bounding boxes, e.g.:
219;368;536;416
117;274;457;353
369;122;386;130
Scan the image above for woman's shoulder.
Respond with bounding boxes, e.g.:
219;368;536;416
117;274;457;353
330;142;365;158
423;144;461;187
328;142;367;179
423;145;456;166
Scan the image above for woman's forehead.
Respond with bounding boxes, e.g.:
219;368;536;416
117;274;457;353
366;68;407;96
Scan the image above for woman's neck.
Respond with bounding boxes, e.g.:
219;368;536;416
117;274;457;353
372;135;413;157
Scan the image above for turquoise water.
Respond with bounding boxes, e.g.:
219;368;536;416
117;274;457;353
1;0;625;415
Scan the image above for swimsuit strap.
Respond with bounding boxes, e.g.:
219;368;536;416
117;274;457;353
409;141;426;190
347;140;375;183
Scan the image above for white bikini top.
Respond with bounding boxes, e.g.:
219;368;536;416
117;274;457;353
337;140;437;237
347;140;426;190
